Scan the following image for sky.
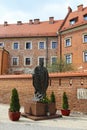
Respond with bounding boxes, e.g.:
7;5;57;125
0;0;87;24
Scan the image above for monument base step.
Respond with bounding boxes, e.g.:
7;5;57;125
21;113;62;121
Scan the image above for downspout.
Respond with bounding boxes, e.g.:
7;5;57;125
59;32;62;72
1;48;4;74
59;33;62;62
46;37;48;68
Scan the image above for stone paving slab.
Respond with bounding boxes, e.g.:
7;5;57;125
0;103;87;130
0;122;85;130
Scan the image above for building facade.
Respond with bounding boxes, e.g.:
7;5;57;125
0;4;87;74
59;4;87;71
0;17;63;74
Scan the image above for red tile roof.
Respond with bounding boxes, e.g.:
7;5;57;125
61;5;87;31
0;20;63;38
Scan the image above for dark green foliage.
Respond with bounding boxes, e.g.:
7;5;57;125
9;88;20;112
40;92;56;103
40;96;51;103
47;59;74;73
62;92;69;110
50;92;55;103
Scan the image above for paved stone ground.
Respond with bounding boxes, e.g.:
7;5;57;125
0;104;87;130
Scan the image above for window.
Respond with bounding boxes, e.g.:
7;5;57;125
83;34;87;43
38;57;45;66
25;42;32;49
38;42;45;49
51;56;57;64
13;42;19;50
12;57;19;66
24;57;31;66
84;14;87;20
65;54;72;64
70;19;75;25
51;41;57;49
0;42;4;47
65;38;71;47
70;17;78;25
83;51;87;62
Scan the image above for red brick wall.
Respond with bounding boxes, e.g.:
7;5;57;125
0;49;2;74
2;49;9;74
0;48;9;74
61;28;87;71
0;72;87;113
0;37;58;74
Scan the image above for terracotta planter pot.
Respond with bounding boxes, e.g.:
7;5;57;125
8;111;21;121
61;109;70;116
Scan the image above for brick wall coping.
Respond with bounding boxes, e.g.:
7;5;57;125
49;72;87;78
0;74;32;79
0;72;87;79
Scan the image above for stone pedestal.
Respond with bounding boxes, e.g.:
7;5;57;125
24;101;56;116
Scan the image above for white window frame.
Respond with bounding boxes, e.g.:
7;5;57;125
65;38;71;47
0;42;4;48
12;42;19;50
65;54;72;64
51;56;57;64
83;51;87;62
38;56;46;66
51;41;57;49
38;41;46;49
25;41;32;50
83;34;87;43
11;57;19;66
24;57;32;66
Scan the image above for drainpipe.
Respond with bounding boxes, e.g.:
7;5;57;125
59;33;62;72
59;33;62;61
46;37;48;68
1;48;4;74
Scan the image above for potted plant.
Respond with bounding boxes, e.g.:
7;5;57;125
8;88;21;121
50;91;55;103
61;92;70;116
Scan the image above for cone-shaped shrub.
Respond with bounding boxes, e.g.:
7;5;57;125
62;92;69;110
50;91;55;103
9;88;20;112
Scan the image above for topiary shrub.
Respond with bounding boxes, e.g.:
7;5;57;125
9;88;20;112
62;92;69;110
50;91;55;103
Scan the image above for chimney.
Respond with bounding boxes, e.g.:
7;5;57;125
34;19;40;24
77;4;83;11
17;21;22;25
68;6;72;13
29;19;33;24
49;17;54;24
4;21;8;26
